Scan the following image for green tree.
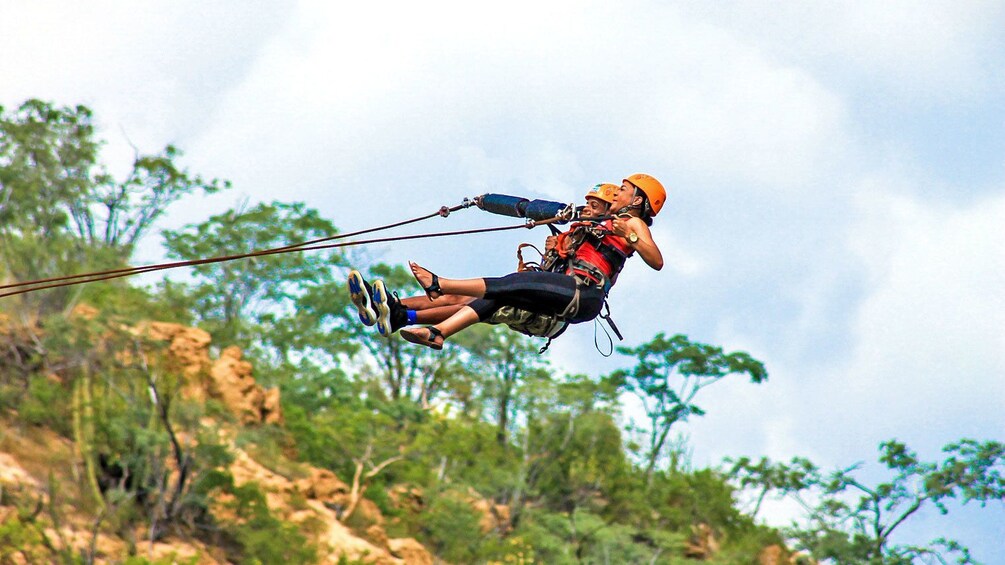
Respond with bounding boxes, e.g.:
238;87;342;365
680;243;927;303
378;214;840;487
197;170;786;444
729;439;1005;564
0;99;225;320
453;323;550;446
418;490;494;563
348;263;469;406
402;405;516;496
32;309;237;543
726;455;820;519
161;200;344;349
608;333;767;483
508;374;625;524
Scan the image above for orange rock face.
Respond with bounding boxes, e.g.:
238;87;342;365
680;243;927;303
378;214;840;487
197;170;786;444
142;321;212;377
0;315;441;563
138;323;283;425
388;538;434;565
209;346;283;425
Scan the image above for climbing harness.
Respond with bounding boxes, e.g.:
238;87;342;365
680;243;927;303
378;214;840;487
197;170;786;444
506;213;631;354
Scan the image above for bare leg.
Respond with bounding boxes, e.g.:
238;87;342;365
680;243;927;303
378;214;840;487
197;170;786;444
400;293;470;311
433;306;481;338
415;303;472;324
409;261;487;298
398;305;482;350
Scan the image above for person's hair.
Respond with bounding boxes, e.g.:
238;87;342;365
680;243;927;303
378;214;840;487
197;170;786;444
636;191;654;226
615;188;655;225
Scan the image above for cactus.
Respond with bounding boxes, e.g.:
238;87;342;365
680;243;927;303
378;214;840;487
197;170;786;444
72;367;105;511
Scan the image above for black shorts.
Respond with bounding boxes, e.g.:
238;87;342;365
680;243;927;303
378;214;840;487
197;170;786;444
469;271;604;324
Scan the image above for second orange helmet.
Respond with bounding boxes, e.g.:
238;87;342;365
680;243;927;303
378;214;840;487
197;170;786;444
585;183;618;204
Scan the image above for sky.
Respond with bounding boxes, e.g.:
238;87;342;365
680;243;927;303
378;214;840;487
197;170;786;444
3;0;1003;559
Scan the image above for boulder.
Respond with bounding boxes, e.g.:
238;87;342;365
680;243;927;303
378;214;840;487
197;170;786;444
388;538;434;565
296;468;350;501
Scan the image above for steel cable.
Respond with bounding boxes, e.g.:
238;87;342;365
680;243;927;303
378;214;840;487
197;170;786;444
0;202;562;299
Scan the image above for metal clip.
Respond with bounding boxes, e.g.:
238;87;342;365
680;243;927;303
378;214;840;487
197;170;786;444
557;203;576;223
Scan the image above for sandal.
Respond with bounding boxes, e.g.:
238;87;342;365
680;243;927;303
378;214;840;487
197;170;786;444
400;326;445;351
409;261;443;301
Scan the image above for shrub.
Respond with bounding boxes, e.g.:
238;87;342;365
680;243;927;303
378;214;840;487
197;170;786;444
419;492;489;563
222;482;317;564
19;374;71;435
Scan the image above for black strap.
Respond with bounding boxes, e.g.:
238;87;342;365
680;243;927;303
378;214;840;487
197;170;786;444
600;300;623;341
593;317;614;357
595;240;629;273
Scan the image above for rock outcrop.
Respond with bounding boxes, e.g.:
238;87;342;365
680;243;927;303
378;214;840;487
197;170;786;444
209;346;283;425
0;317;438;563
141;321;212;381
388;538;434;565
139;322;282;425
470;494;512;534
226;442;431;564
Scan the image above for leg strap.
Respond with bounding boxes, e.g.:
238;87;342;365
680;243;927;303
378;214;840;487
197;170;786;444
559;281;582;319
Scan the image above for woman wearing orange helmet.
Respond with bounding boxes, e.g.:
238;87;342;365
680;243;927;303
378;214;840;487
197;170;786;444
608;173;664;271
390;174;665;350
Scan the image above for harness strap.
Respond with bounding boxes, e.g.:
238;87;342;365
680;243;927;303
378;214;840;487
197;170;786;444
579;225;630;272
559;281;582;319
594;237;629;273
594;317;614;357
516;243;544;272
537;322;569;354
556;222;594;259
568;259;612;294
599;300;624;341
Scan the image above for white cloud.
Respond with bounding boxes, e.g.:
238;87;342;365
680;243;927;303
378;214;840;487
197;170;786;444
2;2;294;173
699;185;1005;467
842;189;1005;440
676;0;1005;101
651;39;850;191
185;0;852;200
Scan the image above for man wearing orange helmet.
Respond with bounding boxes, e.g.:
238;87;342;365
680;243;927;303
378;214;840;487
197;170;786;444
543;182;618;261
387;174;665;350
349;183;621;339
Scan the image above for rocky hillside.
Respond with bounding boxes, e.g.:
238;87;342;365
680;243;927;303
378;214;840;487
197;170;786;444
0;311;801;564
0;319;438;564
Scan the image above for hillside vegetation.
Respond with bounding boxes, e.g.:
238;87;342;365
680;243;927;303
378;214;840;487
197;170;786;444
0;100;1000;564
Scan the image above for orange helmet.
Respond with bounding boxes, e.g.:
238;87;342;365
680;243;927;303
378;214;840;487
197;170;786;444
585;183;618;204
624;173;666;216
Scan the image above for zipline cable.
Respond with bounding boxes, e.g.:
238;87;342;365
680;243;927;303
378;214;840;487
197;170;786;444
0;221;554;298
0;207;564;299
0;200;476;292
